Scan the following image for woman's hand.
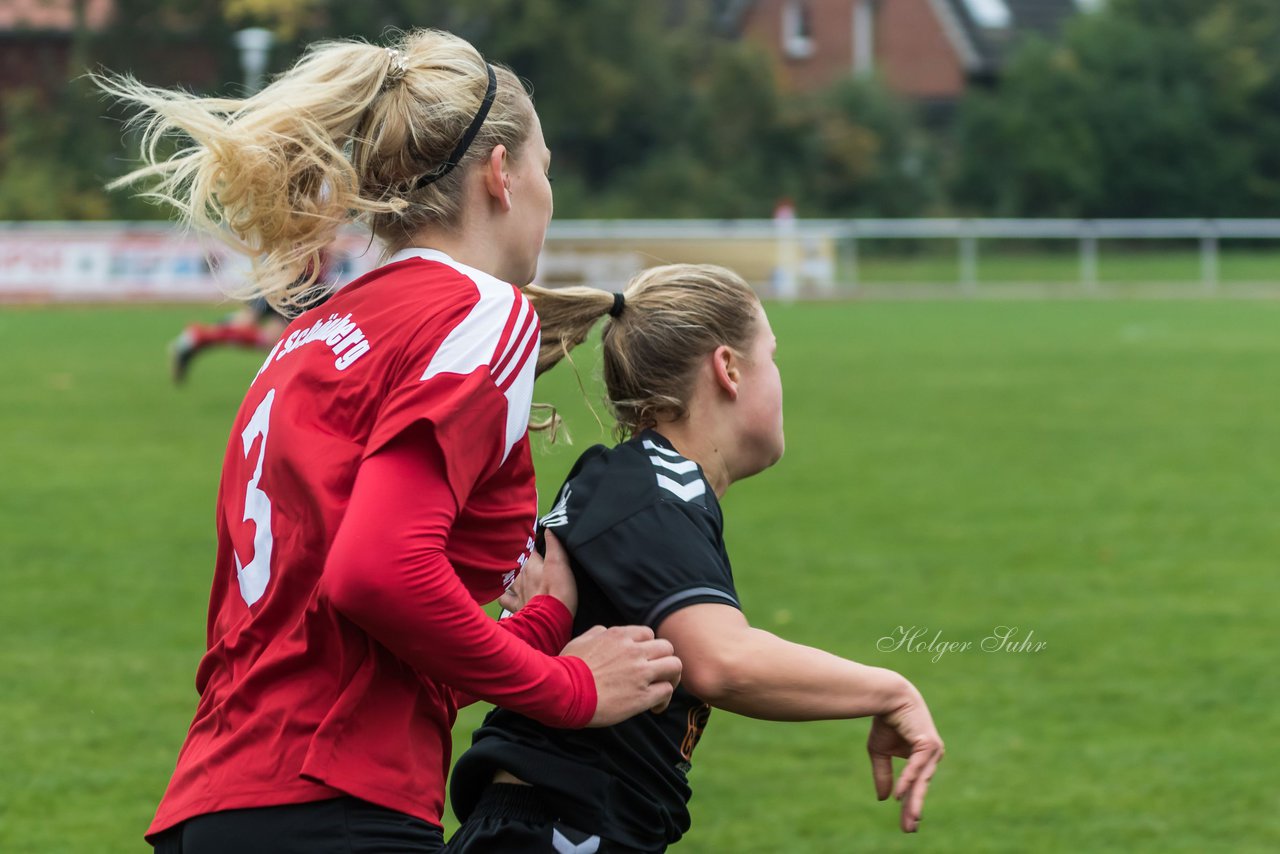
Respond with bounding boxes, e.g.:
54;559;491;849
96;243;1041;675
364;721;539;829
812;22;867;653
867;684;945;833
561;624;682;725
499;530;578;617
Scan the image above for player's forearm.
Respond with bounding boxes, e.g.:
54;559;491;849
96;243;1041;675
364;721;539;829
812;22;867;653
322;438;596;728
698;627;912;721
438;596;575;711
495;595;575;655
326;552;594;727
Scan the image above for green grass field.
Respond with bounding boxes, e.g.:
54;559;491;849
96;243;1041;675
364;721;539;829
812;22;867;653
3;300;1279;852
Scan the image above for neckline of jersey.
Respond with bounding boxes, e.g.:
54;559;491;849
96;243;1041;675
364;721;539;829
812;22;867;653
387;246;457;267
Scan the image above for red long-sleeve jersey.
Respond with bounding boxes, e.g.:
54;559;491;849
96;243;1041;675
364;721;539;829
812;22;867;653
147;249;594;838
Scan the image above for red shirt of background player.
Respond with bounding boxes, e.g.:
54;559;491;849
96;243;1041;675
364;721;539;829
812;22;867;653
146;250;595;838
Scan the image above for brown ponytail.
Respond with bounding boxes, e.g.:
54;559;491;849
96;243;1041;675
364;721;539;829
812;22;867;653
523;284;618;377
525;265;759;440
601;265;759;438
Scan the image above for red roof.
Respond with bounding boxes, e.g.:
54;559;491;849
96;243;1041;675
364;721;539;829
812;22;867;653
0;0;114;32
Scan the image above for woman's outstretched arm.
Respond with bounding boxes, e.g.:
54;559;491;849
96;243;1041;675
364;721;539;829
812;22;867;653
658;603;944;833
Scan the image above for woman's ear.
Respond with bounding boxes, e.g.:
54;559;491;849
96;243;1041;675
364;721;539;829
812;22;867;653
483;144;512;211
711;345;740;400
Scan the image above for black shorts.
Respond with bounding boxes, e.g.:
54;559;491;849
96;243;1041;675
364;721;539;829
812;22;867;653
249;285;333;322
247;296;285;322
445;784;652;854
150;796;444;854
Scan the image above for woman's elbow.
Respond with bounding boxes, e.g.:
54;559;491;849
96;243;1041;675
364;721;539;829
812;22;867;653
321;551;384;625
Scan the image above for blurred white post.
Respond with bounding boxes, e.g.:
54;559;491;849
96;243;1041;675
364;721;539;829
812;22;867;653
1080;223;1099;292
847;234;860;294
1200;222;1219;293
234;27;275;93
772;199;799;301
959;224;978;295
853;0;875;77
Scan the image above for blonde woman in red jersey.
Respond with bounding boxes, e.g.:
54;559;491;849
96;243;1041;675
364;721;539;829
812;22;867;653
98;29;680;853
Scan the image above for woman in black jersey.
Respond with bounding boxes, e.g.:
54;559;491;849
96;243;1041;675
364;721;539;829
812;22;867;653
447;264;945;853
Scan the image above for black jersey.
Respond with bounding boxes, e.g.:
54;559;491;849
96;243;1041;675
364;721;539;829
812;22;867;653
450;429;740;851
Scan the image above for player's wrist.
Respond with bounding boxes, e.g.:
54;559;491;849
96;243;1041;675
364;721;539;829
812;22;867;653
554;654;597;728
523;593;574;625
876;670;921;717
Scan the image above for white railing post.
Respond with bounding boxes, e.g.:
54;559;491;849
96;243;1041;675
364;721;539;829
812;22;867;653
1080;222;1099;293
773;205;799;302
847;233;860;294
1200;221;1219;293
959;222;978;295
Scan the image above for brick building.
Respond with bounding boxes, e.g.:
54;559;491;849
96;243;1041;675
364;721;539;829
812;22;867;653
0;0;223;103
722;0;1084;104
0;0;112;97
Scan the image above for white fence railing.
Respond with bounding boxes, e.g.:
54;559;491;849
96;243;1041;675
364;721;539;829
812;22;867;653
5;219;1280;302
542;218;1280;295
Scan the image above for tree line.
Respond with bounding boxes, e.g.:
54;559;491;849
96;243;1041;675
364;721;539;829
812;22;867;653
2;0;1277;220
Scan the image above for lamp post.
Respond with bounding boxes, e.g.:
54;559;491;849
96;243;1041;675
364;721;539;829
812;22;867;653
853;0;875;78
233;27;275;93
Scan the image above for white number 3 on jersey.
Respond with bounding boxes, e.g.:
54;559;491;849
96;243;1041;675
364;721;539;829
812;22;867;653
236;389;276;606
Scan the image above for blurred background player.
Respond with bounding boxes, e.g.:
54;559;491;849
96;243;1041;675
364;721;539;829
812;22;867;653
169;246;340;383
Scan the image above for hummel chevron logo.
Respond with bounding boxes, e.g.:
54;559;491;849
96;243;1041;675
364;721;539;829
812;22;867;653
656;473;706;502
649;455;699;475
551;828;600;854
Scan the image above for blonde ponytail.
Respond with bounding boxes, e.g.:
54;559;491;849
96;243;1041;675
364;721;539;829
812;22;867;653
97;29;534;312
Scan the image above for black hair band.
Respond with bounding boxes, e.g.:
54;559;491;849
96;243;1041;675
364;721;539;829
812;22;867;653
414;63;497;190
609;291;626;318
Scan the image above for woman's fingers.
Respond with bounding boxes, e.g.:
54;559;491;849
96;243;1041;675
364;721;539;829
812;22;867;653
562;624;684;726
869;750;895;801
543;529;568;563
894;744;942;832
866;702;944;834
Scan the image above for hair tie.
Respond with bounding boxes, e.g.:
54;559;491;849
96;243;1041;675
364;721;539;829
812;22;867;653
414;63;497;190
608;291;626;318
384;48;408;87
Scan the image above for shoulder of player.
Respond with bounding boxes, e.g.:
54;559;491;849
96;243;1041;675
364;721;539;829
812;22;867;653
343;252;535;378
542;435;719;543
359;253;528;333
593;433;719;522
